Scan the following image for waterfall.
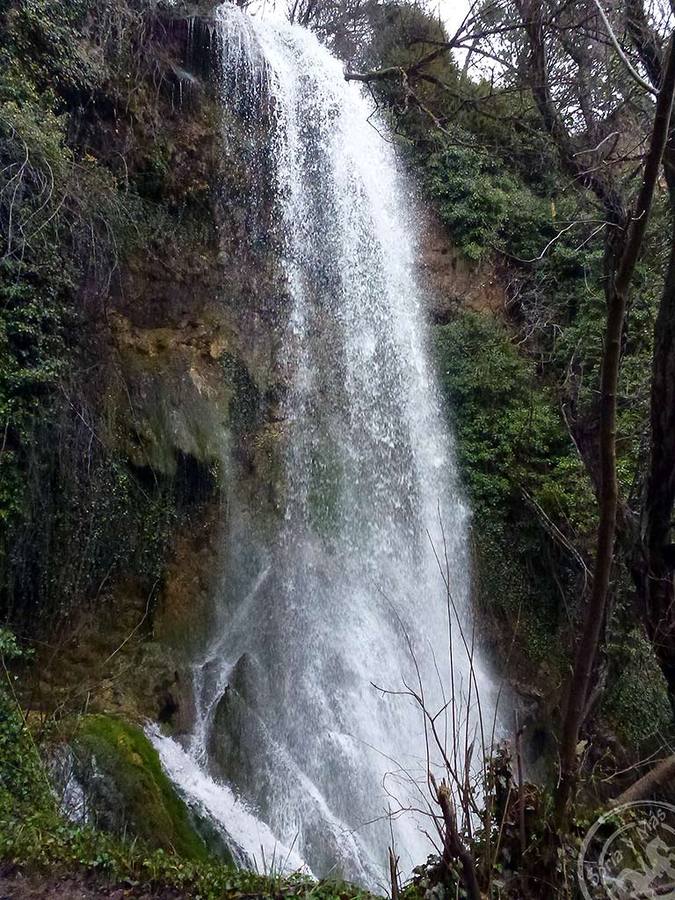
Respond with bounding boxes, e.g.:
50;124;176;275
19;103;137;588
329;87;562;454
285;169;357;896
153;4;494;888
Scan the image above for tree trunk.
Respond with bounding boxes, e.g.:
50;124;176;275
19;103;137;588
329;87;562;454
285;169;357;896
437;781;482;900
556;256;627;819
642;182;675;707
556;33;675;822
625;0;675;714
613;754;675;805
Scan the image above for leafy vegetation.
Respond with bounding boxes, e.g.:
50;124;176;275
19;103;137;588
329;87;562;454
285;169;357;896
434;312;590;679
436;312;592;527
363;2;675;747
2;0;675;897
422;140;551;261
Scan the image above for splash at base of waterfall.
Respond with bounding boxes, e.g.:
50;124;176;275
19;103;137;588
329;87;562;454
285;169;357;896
148;727;311;876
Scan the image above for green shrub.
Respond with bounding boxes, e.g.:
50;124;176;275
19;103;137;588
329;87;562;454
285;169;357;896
435;311;593;531
434;312;594;670
0;629;52;816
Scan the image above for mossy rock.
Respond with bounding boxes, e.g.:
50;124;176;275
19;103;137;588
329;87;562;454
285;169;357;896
73;714;220;862
602;631;672;746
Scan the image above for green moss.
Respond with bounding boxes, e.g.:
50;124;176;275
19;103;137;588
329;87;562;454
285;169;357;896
0;690;374;899
74;715;211;863
602;632;672;746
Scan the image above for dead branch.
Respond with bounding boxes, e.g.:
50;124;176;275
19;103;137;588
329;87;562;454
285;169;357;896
388;847;400;900
433;775;482;900
612;753;675;805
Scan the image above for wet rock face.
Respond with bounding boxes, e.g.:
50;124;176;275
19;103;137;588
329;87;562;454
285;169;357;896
70;715;215;860
86;12;295;731
205;652;274;797
105;11;291;526
205;654;368;883
23;6;290;733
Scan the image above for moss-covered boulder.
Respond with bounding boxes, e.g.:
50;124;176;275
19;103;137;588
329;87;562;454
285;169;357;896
73;715;215;862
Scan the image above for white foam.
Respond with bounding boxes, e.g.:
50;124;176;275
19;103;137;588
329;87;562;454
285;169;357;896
148;726;312;876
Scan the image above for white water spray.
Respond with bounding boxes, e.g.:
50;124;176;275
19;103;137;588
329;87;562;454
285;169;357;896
154;5;494;887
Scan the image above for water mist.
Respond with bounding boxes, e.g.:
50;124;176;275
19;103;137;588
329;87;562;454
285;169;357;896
152;6;494;887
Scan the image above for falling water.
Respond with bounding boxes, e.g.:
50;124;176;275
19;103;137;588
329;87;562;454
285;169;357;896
154;4;493;888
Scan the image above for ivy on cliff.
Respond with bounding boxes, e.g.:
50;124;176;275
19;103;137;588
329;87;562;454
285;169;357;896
0;0;215;629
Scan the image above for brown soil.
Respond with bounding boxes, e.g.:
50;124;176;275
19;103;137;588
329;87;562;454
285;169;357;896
0;868;182;900
418;213;506;321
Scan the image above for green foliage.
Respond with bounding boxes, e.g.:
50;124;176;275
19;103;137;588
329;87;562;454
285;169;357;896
1;810;372;900
0;631;52;818
0;655;367;898
365;2;451;82
434;312;594;670
423;139;553;261
435;311;593;531
0;699;51;818
0;16;76;522
371;3;669;718
473;527;563;668
0;0;219;629
0;627;24;661
0;256;72;519
1;0;99;101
